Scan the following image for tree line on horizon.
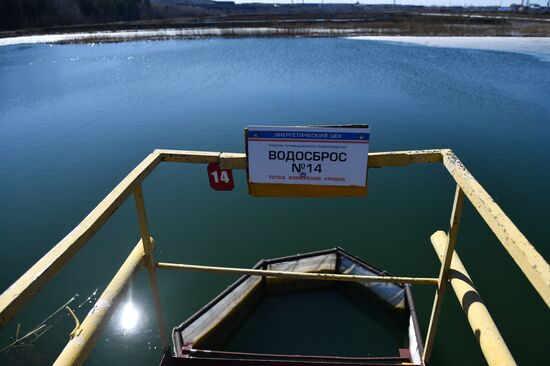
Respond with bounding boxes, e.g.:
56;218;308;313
0;0;217;31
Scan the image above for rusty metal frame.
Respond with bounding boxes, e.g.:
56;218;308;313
0;148;547;366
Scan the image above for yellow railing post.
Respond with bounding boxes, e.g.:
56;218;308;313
134;184;170;351
423;185;465;363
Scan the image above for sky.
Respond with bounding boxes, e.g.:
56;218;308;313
233;0;548;6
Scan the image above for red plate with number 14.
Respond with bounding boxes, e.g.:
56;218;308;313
207;163;235;191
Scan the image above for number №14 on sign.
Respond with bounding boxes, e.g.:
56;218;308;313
207;163;235;191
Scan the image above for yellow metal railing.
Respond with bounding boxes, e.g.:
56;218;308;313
0;149;548;366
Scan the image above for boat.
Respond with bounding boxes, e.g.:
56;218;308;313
162;248;424;366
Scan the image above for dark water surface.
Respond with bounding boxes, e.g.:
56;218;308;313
1;38;549;365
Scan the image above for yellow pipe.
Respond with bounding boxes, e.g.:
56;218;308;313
156;262;439;285
431;230;516;366
53;240;145;366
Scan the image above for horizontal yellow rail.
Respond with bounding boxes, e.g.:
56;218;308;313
156;262;440;285
154;148;444;169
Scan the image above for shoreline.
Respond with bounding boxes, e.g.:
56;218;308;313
0;28;363;46
2;28;550;48
2;30;549;62
1;11;549;46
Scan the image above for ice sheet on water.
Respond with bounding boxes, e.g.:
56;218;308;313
347;36;550;62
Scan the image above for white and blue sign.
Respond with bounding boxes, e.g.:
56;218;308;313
247;125;370;187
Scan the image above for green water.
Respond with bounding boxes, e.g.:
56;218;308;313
219;283;408;357
0;38;549;365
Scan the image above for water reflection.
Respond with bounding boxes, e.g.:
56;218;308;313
120;302;140;333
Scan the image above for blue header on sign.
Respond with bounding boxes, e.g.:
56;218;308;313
248;130;369;141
